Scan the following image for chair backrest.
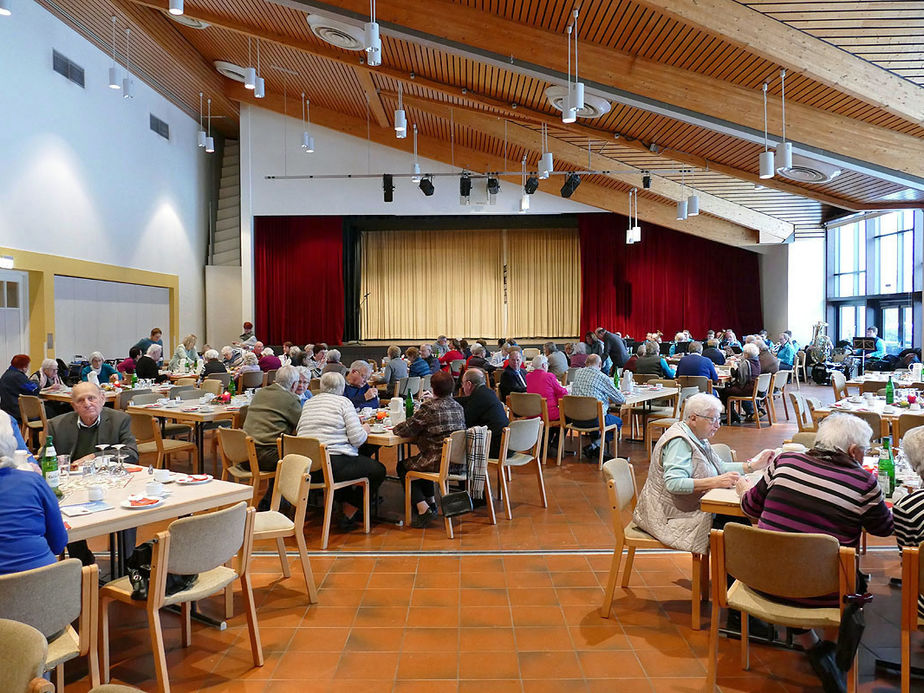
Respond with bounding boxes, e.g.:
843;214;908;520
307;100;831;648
711;443;735;464
566;367;580;384
633;373;659;384
505;417;543;454
168;385;194;398
233;405;249;428
651;379;676;388
175;378;197;387
676;386;701;417
0;559;83;639
859;380;882;394
677;375;709;393
167;501;248;575
508;392;543;419
206;372;232;386
117;388;149;410
240;370;263;390
263;369;277;387
420;374;432;393
280;434;328;479
721;523;845;599
898;413;924;441
217;427;252;465
395;377;409;397
556;371;568;386
830;370;848;400
0;618;48;693
755;372;773;393
771;370;790;391
602;457;637;514
308;378;321;393
406;376;421;396
790;432;817;448
848;410;882;438
449;359;465;376
560;395;600;422
177;388;205;401
129;412;156;443
18;395;45;423
130;392;160;406
447;428;493;471
273;454;312;509
789;392;815;432
200;379;223;396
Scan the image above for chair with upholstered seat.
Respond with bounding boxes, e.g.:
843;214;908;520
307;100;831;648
278;434;371;549
489;418;546;521
262;369;277;387
238;370;263;391
18;395;47;450
565;367;580;385
831;370;849;402
727;373;774;428
599;458;708;630
0;618;52;693
858;380;883;394
100;502;263;693
557;395;619;470
522;348;540;360
200;379;223;396
130;412;197;471
706;524;858;691
216;427;275;504
847;410;885;441
205;372;232;388
402;435;456;538
901;543;923;693
253;454;319;604
167;385;194;398
174;378;197;387
645;386;700;457
0;560;99;692
508;392;559;464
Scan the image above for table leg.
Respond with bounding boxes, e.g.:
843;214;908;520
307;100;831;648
194;422;205;474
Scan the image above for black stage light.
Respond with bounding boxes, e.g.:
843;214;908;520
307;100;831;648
524;176;539;194
486;177;500;195
383;174;394;203
560;172;581;198
419;176;435;196
642;172;652;189
459;174;472;204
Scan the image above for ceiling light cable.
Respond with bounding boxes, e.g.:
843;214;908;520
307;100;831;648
254;39;265;98
687;168;700;215
365;0;382;66
778;69;792;169
122;27;134;97
572;7;584;112
394;82;407;138
562;23;576;123
301;92;314;152
411;123;420;180
197;92;206;147
108;16;121;89
759;82;775;179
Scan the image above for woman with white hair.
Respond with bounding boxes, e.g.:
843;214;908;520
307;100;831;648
322;349;348;376
30;358;64;390
235;351;261;377
895;427;924;618
718;341;761;423
297;372;386;531
633;393;771;555
200;349;227;376
80;351;120;384
569;341;588;368
134;344;165;381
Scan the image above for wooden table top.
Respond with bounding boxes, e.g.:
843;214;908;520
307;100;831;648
813;398;914;422
125;403;238;423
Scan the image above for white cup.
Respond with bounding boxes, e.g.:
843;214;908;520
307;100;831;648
88;485;105;502
153;468;172;482
911;403;921;411
145;481;164;496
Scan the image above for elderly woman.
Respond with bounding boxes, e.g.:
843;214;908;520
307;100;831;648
635;340;675;378
287;345;305;368
634;393;771;555
80;352;120;384
893;427;924;619
322;349;348;376
258;347;281;372
372;345;410;388
542;342;569;376
200;349;227;376
220;345;244;370
737;413;893;689
343;360;379;410
309;343;328;374
236;351;261;377
393;371;465;528
0;411;68;575
525;354;568;452
569;341;588;368
776;332;796;370
30;358;64;390
135;344;166;381
293;366;313;405
297;372;386;530
720;329;742;350
719;342;761;423
668;331;689;356
168;334;199;371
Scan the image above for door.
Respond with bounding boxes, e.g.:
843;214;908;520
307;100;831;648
0;269;29;366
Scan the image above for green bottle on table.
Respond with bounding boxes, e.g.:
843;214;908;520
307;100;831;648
885;375;895;405
131;372;138;388
228;378;237;397
405;390;415;420
613;368;620;391
40;435;63;499
878;437;895;497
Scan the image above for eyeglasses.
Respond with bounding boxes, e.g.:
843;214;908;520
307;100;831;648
694;414;721;424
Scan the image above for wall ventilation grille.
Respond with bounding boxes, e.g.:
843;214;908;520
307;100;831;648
149;114;170;140
52;50;85;88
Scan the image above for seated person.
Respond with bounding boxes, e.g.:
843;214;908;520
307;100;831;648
525;355;568;452
287;346;305;368
80;351;120;384
895;427;924;618
569;341;588;369
242;365;302;509
343;360;379;410
543;342;569;377
235;351;262;378
373;346;409;394
135;344;168;382
133;328;164;361
719;329;742;350
220;345;244;370
0;414;68;575
755;339;779;375
675;342;719;383
635;341;676;378
294;366;313;405
116;347;142;375
456;368;508;457
668;332;690;356
718;342;761;423
252;341;264;358
622;344;644;373
322;349;348;376
866;326;886;359
776;332;796;370
460;339;472;359
499;348;528;401
490;342;510;368
258;347;282;372
738;413;893;691
168;334;199;371
569;354;625;458
407;346;431;378
297;372;386;530
393;371;465;528
420;343;441;374
438;339;466;370
433;335;450;358
465;344;495;373
701;339;727;366
309;343;328;374
31;358;65;390
201;349;227;376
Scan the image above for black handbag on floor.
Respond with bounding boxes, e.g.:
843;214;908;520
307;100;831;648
125;541;198;601
835;591;872;671
440;490;474;518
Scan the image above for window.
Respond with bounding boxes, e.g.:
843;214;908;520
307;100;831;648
838;305;865;343
831;222;865;298
873;210;914;294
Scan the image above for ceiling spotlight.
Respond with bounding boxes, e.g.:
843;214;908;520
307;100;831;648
383;174;394;203
687;193;700;216
122;28;135;98
301;131;315;152
254;76;265;98
676;199;688;220
759;82;774;179
412;162;421;183
168;0;183;15
419;176;434;196
0;0;11;16
642;173;651;189
122;76;134;97
205;136;215;153
244;66;256;90
560;172;581;198
486;177;500;196
205;96;214;154
197;129;207;148
539;152;553;180
460;174;472;205
524;176;539;194
108;16;121;89
364;1;381;67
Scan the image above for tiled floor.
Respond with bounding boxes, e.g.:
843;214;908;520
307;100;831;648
67;383;919;691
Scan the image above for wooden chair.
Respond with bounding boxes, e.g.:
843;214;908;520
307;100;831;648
632;373;660;384
166;385;194;399
205;372;232;387
115;388;150;411
100;503;263;693
831;370;849;402
200;379;223;396
130;393;193;440
566;367;580;385
308;378;321;394
507;392;559;463
522;348;540;360
677;375;711;394
795;350;808;388
711;443;736;465
449;359;465;378
419;374;432;394
789;392;818;433
901;543;923;693
727;373;774;428
176;388;205;401
489;418;546;521
262;369;277;387
786;431;817;448
706;524;858;692
216;427;275;504
847;410;885;441
278;435;370;549
556;371;568;386
18;395;47;450
0;559;99;692
0;618;54;693
859;380;883;394
769;370;791;421
253;454;319;604
897;413;924;442
645;386;701;457
402;435;456;539
599;458;708;630
557;395;619;470
130;413;197;471
239;370;263;391
174;378;197;387
445;429;496;527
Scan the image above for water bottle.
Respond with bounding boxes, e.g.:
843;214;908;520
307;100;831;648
41;435;63;499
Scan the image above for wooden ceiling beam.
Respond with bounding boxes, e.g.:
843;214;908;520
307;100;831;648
352;68;391;129
634;0;924;128
227;84;758;247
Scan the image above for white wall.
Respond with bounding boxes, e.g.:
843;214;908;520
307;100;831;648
759;245;788;339
0;2;208;350
239;103;599;320
787;238;826;346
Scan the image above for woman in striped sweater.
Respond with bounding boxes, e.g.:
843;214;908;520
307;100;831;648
737;413;893;692
894;426;924;618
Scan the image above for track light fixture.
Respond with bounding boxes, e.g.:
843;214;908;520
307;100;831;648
539;124;553;179
460;174;472;205
108;17;121;89
394;83;406;138
197;92;207;147
122;28;134;98
519;156;530;213
365;0;382;66
560;172;580;198
168;0;183;15
0;0;11;17
244;37;256;90
759;82;775;179
205;97;215;153
676;169;688;220
642;172;651;189
524;176;539;195
301;93;314;152
383;174;394;203
419;176;434;196
486;177;500;196
778;69;792;170
253;40;265;98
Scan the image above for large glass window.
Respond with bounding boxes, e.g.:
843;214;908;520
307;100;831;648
838;304;865;342
832;222;865;298
874;210;914;294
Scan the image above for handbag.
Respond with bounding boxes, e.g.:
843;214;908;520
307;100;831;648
440;491;474;518
835;591;871;671
125;541;198;601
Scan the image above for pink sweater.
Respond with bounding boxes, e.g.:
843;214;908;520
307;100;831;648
525;369;569;421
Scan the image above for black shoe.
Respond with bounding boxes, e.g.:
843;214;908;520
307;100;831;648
338;512;359;532
729;411;741;424
412;508;438;528
582;444;600;459
427;499;439;515
807;640;846;693
744;413;755;423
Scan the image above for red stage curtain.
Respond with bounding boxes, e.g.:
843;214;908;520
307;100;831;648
579;214;763;339
254;216;344;345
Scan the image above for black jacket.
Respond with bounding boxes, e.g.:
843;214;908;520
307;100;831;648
499;366;527;402
0;367;39;422
455;385;509;457
601;331;630;369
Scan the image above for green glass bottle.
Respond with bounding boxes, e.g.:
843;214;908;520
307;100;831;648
878;437;895;497
885;375;895;405
131;371;138;388
41;435;63;499
613;368;620;391
405;389;415;420
228;377;237;397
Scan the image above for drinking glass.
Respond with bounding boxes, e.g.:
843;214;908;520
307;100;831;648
95;445;110;477
58;454;71;488
112;444;126;476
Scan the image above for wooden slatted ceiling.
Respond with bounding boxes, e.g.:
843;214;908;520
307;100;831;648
740;1;924;85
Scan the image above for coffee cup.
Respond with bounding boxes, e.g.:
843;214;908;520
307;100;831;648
370;424;385;433
153;468;172;482
145;481;164;497
88;485;105;502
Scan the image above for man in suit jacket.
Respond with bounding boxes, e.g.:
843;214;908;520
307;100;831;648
595;327;630;372
499;349;528;402
456;368;509;457
47;382;138;565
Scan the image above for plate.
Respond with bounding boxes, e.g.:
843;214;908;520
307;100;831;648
121;496;165;510
181;406;200;412
175;474;213;485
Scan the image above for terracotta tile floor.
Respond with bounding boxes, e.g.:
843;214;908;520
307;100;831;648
66;383;919;691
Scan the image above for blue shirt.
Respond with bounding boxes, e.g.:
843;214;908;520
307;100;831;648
571;367;625;407
409;358;430;378
343;383;379;410
0;467;69;575
298;390;313;406
870;338;886;359
675;353;719;382
81;363;121;382
776;342;796;367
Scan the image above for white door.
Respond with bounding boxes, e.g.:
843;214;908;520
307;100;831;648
0;269;29;366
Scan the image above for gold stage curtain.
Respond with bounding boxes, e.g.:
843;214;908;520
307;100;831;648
360;230;505;340
506;228;581;338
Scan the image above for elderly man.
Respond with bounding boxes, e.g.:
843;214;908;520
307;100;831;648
242;365;302;509
48;382;139;565
570;354;625;458
343;360;380;409
220;345;244;370
0;354;41;422
543;342;569;377
465;343;495;373
675;341;719;384
420;343;441;374
702;339;727;366
456;368;508;457
499;348;528;401
252;341;265;358
595;327;630;373
433;335;450;358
